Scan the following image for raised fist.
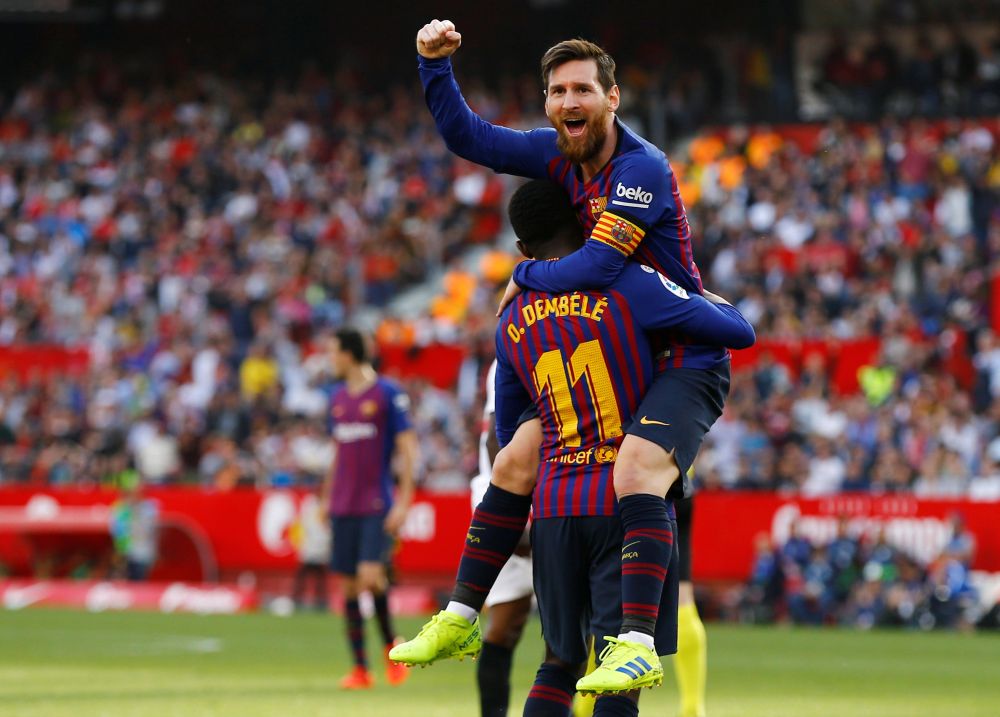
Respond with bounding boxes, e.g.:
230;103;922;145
416;19;462;59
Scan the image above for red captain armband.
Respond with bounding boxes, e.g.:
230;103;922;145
590;211;645;256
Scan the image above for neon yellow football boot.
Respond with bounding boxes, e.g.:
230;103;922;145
388;610;482;666
575;636;663;695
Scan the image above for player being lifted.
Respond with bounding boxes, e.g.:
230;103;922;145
392;21;733;695
469;180;753;715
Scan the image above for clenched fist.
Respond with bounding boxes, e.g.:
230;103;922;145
416;19;462;59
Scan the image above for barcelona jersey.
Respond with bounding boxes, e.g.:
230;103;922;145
494;263;755;519
420;56;719;370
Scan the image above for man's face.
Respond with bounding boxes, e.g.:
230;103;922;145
544;59;619;164
330;339;350;379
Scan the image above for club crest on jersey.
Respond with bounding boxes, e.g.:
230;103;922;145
611;219;636;246
595;445;618;464
589;196;607;219
360;400;378;417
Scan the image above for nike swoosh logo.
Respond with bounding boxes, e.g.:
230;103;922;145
639;416;670;426
622;541;641;551
469;526;485;531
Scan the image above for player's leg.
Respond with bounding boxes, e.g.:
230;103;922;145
357;518;409;686
332;516;375;689
478;546;534;717
672;497;707;717
598;365;729;684
447;418;540;617
578;516;663;696
391;418;540;666
523;518;589;717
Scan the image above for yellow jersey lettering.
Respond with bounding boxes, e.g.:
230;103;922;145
506;323;521;343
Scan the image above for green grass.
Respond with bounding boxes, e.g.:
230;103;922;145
1;609;998;716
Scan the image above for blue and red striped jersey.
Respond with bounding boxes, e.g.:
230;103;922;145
328;378;413;517
420;56;721;371
494;263;755;519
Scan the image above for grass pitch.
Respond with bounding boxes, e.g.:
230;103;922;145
2;608;998;717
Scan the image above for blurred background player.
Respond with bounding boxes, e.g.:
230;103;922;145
673;496;707;717
408;24;732;686
473;359;534;717
322;328;419;689
290;487;331;612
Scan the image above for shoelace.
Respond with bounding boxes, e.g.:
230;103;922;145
597;637;624;666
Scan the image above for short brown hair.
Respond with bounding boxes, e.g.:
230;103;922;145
540;39;616;93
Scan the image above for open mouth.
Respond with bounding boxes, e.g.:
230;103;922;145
564;118;586;137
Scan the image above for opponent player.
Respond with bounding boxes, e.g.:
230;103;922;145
474;359;534;717
505;180;750;714
394;21;732;693
323;328;419;689
673;496;707;717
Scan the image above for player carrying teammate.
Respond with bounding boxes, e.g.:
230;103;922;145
501;180;752;715
393;21;735;694
323;328;419;689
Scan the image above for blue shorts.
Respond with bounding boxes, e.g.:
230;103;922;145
626;362;731;499
530;514;679;665
330;515;392;575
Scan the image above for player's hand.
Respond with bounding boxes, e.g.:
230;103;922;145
701;288;731;306
384;504;409;537
416;19;462;59
496;277;522;317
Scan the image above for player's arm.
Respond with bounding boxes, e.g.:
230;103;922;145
626;267;756;348
417;21;551;177
493;329;533;448
319;438;338;519
512;156;670;293
384;386;419;536
386;428;418;536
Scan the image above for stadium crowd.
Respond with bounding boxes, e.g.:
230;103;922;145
0;51;999;502
734;514;987;630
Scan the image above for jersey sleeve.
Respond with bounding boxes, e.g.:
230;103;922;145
622;266;756;348
419;56;553;178
493;327;533;448
512;155;670;292
385;382;415;439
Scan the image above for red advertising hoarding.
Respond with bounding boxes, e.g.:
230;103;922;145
0;488;996;583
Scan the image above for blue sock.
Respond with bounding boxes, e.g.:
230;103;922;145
372;591;395;645
618;494;673;636
478;641;514;717
523;663;576;716
344;598;367;668
452;484;532;611
593;694;639;716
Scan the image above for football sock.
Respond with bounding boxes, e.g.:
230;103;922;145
616;630;655;651
344;598;367;668
673;602;707;717
450;484;532;612
523;662;576;716
445;601;480;623
592;695;639;717
618;494;673;636
477;641;514;717
372;591;396;645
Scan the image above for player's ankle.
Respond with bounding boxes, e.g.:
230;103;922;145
616;631;655;650
444;601;479;623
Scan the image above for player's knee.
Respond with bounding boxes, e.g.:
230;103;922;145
543;647;586;679
614;438;679;497
356;563;385;593
492;442;538;496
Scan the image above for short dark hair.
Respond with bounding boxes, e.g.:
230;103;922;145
335;327;367;363
508;180;581;256
540;39;616;92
